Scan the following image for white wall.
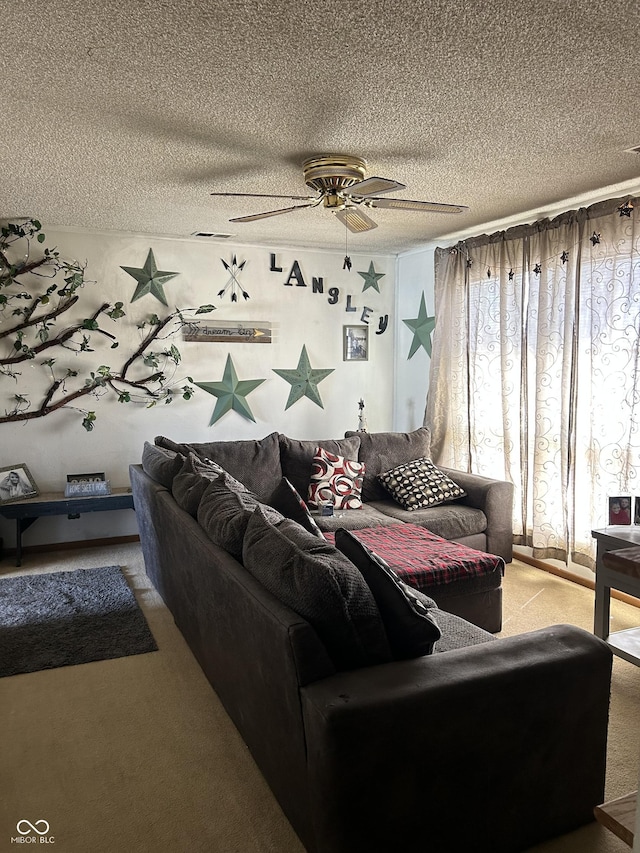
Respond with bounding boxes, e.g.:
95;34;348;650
393;246;436;433
0;227;396;547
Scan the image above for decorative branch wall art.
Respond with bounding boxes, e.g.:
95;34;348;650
120;249;180;306
195;354;265;424
0;220;213;429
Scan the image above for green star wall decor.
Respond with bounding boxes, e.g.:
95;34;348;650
195;354;265;425
120;249;179;306
357;261;385;293
273;345;334;409
403;292;436;358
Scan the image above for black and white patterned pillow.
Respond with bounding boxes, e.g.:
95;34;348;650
377;457;466;510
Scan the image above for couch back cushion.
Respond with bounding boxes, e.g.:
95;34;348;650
334;528;442;659
198;473;283;560
345;427;431;502
242;506;392;671
141;441;184;489
155;431;282;500
278;434;361;501
171;453;246;516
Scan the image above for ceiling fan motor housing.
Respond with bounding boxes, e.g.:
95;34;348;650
303;155;367;194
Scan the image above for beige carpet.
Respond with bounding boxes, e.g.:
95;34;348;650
1;544;639;853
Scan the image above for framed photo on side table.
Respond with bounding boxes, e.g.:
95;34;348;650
343;325;369;361
0;463;39;504
608;496;632;525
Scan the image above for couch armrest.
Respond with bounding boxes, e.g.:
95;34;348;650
301;625;611;853
439;466;514;561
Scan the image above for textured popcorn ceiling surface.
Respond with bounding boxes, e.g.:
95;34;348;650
3;0;640;253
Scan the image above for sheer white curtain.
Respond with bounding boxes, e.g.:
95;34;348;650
426;197;640;568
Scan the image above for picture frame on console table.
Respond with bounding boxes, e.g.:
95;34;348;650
0;463;39;504
635;497;640;525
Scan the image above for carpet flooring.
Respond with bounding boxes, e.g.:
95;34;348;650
0;565;157;677
1;543;639;853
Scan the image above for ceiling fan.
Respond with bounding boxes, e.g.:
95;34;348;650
210;154;469;233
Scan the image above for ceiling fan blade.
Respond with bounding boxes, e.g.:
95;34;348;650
346;176;406;197
211;191;314;201
335;207;378;233
368;197;469;214
230;202;321;223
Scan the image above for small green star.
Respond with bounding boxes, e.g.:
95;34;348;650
195;354;265;425
121;249;179;306
403;292;436;358
357;261;385;293
273;345;334;409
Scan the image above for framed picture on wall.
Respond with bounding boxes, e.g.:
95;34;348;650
609;496;632;525
0;463;39;504
343;325;369;362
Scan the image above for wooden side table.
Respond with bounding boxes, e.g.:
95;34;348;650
0;488;134;566
592;530;640;666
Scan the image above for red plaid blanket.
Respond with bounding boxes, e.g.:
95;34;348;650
325;524;503;590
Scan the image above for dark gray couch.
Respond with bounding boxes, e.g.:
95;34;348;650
152;428;513;632
129;432;612;853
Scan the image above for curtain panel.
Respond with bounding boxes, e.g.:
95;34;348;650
426;197;640;568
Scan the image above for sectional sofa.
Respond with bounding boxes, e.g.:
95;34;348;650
129;429;612;853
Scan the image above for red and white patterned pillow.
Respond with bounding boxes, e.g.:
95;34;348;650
307;446;364;510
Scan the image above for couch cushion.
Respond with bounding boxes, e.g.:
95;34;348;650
307;446;364;510
314;503;403;533
172;453;249;516
155;432;282;500
334;529;441;660
198;474;282;560
141;441;184;489
345;427;431;502
369;499;487;541
268;477;323;537
378;457;466;510
242;506;392;671
432;608;497;653
278;434;361;501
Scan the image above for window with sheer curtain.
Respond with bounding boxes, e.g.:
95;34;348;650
426;196;640;568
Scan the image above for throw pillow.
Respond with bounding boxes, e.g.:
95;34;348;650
334;528;441;659
198;474;282;560
278;434;361;500
344;427;432;502
378;456;466;510
141;441;184;489
268;477;323;538
172;453;249;516
242;506;392;671
307;446;364;510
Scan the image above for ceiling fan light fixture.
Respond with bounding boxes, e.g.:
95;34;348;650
335;207;378;233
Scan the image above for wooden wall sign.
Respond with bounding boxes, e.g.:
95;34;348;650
182;321;272;344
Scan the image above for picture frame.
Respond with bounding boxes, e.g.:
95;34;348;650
609;496;632;526
0;463;39;504
66;472;106;483
634;497;640;526
343;325;369;361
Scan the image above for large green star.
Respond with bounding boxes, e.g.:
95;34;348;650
273;345;334;409
357;261;385;293
120;249;179;306
403;292;436;358
195;354;265;425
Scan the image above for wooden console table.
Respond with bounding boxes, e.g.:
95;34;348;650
0;488;134;566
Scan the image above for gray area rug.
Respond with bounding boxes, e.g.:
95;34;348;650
0;565;158;677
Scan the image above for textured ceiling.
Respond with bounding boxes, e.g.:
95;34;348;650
3;0;640;254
